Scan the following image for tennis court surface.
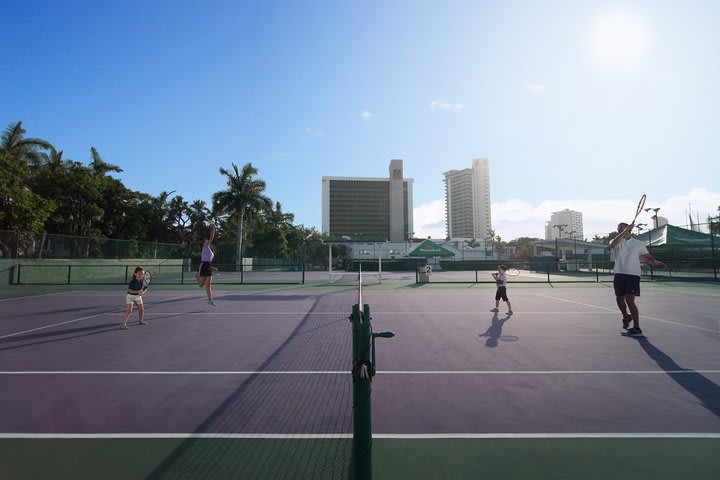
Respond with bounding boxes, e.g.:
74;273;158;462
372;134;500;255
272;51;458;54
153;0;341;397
1;280;718;479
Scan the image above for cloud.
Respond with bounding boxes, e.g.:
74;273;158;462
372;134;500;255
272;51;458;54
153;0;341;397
304;127;325;137
413;188;720;241
429;100;465;112
526;83;546;94
360;111;374;121
413;198;446;239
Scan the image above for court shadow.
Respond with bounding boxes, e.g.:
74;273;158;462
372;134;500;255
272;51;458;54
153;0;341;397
145;289;354;479
218;293;321;301
0;323;120;352
635;337;720;418
478;313;516;347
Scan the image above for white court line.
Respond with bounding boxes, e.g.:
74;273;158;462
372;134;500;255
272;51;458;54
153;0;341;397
98;311;613;316
0;313;111;340
532;293;719;334
0;433;716;439
374;433;720;439
0;294;193;340
1;369;719;375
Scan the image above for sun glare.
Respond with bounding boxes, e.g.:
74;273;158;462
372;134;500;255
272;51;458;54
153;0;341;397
589;10;650;72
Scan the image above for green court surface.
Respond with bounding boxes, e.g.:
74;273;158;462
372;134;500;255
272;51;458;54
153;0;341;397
1;437;718;479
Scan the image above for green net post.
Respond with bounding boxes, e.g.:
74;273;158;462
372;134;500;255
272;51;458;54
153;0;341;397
351;303;373;480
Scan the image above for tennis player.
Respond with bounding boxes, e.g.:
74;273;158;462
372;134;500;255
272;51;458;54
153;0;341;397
609;222;666;336
490;265;514;315
198;224;216;306
122;267;147;329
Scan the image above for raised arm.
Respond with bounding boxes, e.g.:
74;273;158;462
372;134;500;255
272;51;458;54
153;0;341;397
609;223;634;249
208;224;216;245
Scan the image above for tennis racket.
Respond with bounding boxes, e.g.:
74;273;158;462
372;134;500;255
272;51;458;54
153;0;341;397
506;268;520;276
141;270;152;291
631;194;647;225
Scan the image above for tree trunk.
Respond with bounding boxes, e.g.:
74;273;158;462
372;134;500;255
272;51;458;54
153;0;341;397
236;211;245;269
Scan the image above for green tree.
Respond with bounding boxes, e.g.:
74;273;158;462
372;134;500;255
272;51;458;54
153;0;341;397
0;121;52;166
187;200;212;245
508;236;541;259
0;152;55;255
167;196;191;243
266;201;294;228
485;229;496;258
212;163;272;266
142;190;177;242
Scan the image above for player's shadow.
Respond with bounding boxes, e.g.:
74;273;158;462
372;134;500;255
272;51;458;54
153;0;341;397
635;337;720;418
478;312;517;347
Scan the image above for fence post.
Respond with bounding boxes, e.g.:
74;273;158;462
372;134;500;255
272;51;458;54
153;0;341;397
547;262;551;283
67;265;72;285
711;228;718;280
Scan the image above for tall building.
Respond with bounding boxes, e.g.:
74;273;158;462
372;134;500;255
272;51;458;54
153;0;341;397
545;209;584;240
321;159;413;242
443;158;492;240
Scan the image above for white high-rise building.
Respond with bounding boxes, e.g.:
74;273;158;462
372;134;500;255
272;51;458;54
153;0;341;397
443;158;492;240
545;209;584;240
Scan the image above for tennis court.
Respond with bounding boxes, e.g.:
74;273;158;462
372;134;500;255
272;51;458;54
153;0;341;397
1;279;719;479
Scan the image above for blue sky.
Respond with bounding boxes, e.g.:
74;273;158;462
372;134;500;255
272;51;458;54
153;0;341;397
2;0;719;240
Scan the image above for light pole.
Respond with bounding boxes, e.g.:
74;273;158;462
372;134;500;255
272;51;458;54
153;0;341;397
566;230;578;269
553;224;567;258
406;231;414;256
644;207;661;228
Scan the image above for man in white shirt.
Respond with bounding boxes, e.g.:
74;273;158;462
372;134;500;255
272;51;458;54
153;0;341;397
609;222;666;336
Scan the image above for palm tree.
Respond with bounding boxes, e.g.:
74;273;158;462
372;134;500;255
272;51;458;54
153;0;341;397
89;147;122;176
485;228;496;259
41;147;68;171
0;121;52;166
213;163;272;267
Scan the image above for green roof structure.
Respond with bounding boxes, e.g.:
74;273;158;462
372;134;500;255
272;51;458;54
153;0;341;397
635;224;715;247
408;239;455;257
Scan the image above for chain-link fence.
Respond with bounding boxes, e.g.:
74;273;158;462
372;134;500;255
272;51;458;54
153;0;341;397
0;230;187;260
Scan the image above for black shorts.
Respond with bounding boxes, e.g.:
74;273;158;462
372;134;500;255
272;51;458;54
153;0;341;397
199;262;213;277
613;273;640;297
495;286;509;302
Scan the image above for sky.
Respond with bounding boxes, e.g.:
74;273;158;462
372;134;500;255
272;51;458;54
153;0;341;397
2;0;719;241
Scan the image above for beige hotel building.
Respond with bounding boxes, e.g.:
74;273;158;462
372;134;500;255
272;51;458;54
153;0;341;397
322;159;414;242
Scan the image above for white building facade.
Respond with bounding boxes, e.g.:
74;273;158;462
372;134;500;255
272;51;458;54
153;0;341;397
545;209;584;240
443;158;492;240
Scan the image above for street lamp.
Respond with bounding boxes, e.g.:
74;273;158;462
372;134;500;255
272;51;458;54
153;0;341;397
406;231;414;256
552;224;567;258
644;207;661;228
634;223;647;234
567;230;577;260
